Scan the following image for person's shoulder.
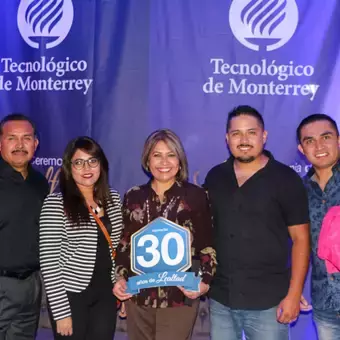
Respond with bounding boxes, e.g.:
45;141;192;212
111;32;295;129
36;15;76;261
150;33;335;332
182;181;205;194
109;188;120;199
45;192;63;200
272;159;301;178
31;167;49;184
270;159;304;187
122;184;147;207
207;162;228;175
124;184;147;198
181;182;208;204
108;188;123;208
205;161;228;185
30;167;50;193
42;192;63;207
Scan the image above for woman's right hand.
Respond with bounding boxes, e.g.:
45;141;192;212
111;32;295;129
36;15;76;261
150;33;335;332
56;316;73;336
113;278;133;301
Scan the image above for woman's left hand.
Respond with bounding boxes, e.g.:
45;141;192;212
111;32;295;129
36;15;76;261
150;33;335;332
178;282;210;300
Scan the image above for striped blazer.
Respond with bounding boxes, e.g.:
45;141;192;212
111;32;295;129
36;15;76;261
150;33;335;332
39;190;123;321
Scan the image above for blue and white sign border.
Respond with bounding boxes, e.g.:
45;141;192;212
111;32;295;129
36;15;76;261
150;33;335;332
130;217;192;275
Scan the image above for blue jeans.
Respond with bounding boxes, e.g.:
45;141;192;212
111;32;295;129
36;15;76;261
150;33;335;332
314;309;340;340
210;299;288;340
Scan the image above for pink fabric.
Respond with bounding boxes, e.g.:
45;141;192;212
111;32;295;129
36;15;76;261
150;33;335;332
318;206;340;273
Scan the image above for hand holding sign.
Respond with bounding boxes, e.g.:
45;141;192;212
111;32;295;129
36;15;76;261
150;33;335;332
113;278;132;301
178;282;210;300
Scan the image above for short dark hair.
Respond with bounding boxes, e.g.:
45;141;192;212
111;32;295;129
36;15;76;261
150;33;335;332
226;105;265;132
60;136;112;226
0;113;37;136
296;114;339;142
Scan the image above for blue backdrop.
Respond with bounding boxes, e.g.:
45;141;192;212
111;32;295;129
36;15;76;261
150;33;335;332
2;1;340;338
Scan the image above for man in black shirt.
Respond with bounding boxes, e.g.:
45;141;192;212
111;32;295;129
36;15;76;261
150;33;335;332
204;106;310;340
0;114;49;339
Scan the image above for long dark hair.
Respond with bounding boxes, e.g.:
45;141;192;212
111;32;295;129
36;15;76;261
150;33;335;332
60;136;112;225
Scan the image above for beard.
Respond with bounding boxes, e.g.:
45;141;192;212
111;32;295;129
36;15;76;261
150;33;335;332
235;156;256;163
234;144;256;163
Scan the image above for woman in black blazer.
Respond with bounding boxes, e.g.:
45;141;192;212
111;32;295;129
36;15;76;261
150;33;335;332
39;136;123;340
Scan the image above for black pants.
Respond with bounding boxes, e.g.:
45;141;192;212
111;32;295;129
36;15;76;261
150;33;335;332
49;285;117;340
0;271;41;340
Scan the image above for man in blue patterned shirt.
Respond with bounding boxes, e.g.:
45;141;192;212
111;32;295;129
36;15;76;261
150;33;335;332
297;113;340;340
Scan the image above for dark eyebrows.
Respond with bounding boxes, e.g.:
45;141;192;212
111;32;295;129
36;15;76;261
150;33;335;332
302;131;335;142
73;157;94;161
229;128;258;133
302;136;313;143
320;131;334;137
152;150;175;155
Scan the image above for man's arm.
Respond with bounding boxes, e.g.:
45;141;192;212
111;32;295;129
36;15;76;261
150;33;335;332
288;224;310;299
277;223;310;323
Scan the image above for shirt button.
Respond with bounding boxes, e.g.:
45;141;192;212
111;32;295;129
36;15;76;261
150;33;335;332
330;275;335;281
322;200;326;204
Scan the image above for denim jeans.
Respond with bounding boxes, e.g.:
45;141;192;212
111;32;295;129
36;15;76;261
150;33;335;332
210;298;289;340
313;308;340;340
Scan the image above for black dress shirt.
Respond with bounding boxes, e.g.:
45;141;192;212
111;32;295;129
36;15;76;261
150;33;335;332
204;151;309;310
0;158;49;272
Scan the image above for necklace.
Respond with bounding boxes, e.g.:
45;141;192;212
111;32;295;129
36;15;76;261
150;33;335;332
145;196;179;224
91;204;103;215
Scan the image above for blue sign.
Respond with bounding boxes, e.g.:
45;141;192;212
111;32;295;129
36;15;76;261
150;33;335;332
126;217;201;294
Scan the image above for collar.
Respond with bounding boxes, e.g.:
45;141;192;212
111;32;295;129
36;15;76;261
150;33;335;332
146;180;183;198
306;160;340;180
0;157;34;181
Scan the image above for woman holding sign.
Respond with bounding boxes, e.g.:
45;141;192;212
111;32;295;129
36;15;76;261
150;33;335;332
113;129;216;340
39;136;123;340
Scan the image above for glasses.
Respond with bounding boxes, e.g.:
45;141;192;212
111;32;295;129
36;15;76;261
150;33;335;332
71;157;99;170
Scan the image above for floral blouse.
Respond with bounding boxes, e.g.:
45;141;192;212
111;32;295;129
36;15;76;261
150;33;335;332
115;181;216;308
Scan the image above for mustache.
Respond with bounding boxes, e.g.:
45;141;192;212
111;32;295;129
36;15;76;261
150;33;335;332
237;144;253;149
12;149;28;154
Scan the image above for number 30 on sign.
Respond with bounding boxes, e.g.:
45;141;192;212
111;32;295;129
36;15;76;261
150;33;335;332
131;217;191;275
126;217;200;294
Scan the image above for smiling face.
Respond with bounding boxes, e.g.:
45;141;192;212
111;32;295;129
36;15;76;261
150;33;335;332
148;140;180;186
298;120;340;170
0;120;38;172
71;149;101;190
226;114;267;163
